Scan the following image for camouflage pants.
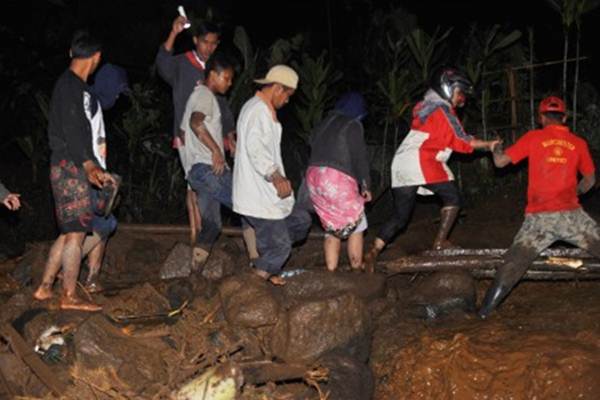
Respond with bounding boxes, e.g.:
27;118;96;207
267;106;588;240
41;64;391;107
495;208;600;287
511;208;600;255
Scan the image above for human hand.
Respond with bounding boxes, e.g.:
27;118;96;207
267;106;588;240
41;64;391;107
83;161;104;188
212;151;226;175
272;174;292;199
171;15;188;35
3;193;21;211
362;190;372;203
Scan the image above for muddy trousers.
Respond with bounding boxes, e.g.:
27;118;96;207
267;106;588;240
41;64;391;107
377;182;461;244
479;208;600;318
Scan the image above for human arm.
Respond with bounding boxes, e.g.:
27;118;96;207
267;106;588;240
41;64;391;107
155;16;188;85
491;141;512;168
577;174;596;195
190;111;226;175
347;121;372;200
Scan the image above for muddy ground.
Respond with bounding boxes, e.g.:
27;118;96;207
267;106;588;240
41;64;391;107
0;190;599;399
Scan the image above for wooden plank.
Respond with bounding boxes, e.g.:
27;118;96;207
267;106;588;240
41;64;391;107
0;323;68;396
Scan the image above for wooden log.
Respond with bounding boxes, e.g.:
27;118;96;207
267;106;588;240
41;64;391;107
239;361;310;384
118;223;325;240
421;248;594;258
0;323;68;396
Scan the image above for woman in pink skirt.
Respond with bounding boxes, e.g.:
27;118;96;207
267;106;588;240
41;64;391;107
306;92;372;271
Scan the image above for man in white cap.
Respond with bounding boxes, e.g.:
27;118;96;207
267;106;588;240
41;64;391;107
233;65;312;285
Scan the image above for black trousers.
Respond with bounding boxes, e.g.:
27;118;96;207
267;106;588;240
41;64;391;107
377;181;461;244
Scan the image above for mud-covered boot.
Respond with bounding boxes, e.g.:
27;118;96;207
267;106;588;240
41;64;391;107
363;242;383;273
191;246;210;272
477;284;511;319
432;206;460;250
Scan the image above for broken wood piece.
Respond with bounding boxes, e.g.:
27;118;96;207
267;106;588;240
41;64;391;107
0;323;68;396
422;247;594;258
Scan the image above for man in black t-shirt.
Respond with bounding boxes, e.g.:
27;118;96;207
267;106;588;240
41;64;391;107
33;30;116;312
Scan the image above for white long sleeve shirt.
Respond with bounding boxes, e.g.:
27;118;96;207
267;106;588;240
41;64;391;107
233;94;294;219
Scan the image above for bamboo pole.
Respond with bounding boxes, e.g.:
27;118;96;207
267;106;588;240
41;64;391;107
482;56;588;76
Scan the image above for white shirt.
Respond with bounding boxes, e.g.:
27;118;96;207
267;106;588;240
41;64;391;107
233;95;294;219
179;84;223;175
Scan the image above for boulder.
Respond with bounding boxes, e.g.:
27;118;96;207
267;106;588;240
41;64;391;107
270;292;371;364
202;246;237;281
319;354;374;400
280;270;386;304
72;314;168;394
409;271;477;319
160;242;192;279
219;274;279;328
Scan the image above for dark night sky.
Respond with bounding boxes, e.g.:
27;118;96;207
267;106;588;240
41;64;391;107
1;0;600;88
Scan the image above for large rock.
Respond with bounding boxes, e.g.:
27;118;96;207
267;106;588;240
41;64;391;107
280;270;386;304
219;274;280;328
270;292;371;364
10;241;52;287
409;271;477;319
72;314;168;395
319;354;374;400
160;242;192;279
202;246;237;281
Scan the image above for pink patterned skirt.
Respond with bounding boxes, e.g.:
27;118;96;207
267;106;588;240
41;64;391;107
306;166;366;239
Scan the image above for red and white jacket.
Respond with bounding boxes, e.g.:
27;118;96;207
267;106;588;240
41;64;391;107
391;90;474;191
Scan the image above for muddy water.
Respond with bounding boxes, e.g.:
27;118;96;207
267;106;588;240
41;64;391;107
372;280;600;399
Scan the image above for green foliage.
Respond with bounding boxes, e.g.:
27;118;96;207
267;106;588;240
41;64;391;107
405;27;453;82
292;51;342;145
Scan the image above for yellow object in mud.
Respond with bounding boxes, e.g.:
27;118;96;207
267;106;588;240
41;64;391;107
546;256;584;269
174;362;243;400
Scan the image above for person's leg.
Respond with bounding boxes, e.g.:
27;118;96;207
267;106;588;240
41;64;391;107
428;181;461;250
324;235;341;272
347;231;364;270
364;186;418;272
558;209;600;258
479;213;555;319
85;239;106;292
60;231;101;311
245;216;291;285
33;234;66;300
188;164;224;270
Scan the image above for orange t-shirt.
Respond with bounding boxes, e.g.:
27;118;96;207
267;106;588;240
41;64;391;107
505;125;595;214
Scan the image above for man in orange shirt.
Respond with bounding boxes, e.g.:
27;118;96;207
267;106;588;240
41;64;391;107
479;96;599;318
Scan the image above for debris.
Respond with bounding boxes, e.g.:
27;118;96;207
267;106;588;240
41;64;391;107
0;323;68;396
174;362;243;400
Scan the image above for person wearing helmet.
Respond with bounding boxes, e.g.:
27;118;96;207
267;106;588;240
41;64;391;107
478;96;599;318
306;92;371;272
363;67;499;272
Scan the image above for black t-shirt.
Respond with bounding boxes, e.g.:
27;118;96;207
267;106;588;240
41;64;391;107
48;69;96;166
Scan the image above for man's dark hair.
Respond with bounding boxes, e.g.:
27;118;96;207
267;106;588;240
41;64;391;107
205;53;234;77
542;111;566;122
70;29;102;59
193;21;221;38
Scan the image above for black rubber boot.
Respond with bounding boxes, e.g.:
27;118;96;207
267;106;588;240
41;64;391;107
477;284;511;319
433;206;460;250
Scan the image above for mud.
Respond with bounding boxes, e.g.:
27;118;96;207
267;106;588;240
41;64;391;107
0;191;599;398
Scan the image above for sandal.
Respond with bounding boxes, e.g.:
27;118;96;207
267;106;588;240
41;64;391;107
250;267;286;286
60;295;102;312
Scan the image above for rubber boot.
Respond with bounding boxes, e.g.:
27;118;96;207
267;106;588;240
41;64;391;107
191;246;210;272
477;284;511;319
432;206;460;250
363;242;383;273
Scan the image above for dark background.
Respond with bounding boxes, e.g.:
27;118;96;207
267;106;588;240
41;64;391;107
1;0;599;255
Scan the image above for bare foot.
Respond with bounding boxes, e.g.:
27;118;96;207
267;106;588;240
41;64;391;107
33;284;53;301
268;275;286;286
60;295;102;312
84;277;104;293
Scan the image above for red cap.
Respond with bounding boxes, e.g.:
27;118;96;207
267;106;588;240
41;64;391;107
539;96;566;114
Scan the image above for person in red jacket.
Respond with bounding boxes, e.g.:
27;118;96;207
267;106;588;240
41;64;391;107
478;96;599;318
364;68;498;271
